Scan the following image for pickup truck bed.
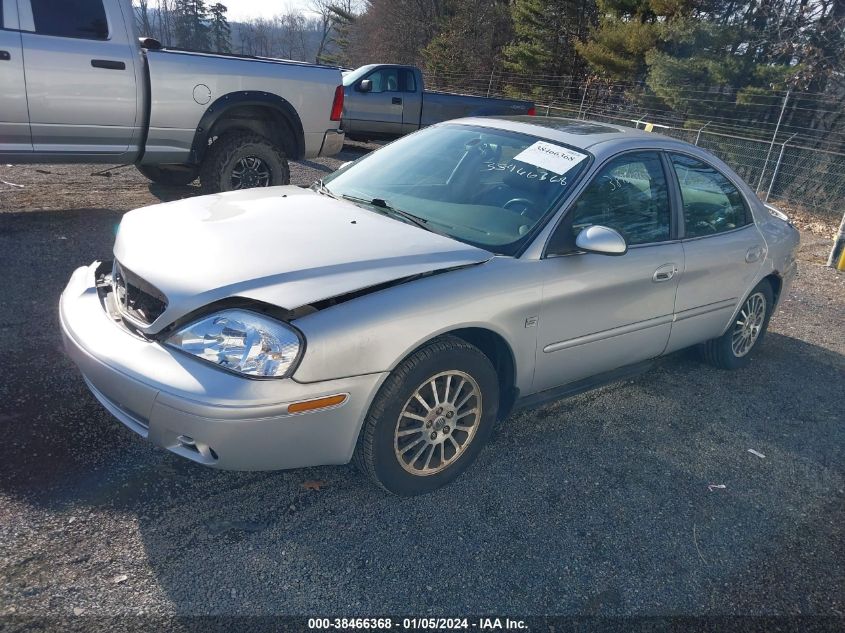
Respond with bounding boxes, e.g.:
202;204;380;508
0;0;345;193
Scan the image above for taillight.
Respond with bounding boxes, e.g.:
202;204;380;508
527;106;536;116
330;85;344;122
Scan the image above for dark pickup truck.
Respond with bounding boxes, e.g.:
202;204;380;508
341;64;535;141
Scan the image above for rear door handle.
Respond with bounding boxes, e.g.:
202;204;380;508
392;97;402;105
653;263;679;283
91;59;126;70
0;51;11;61
745;245;764;263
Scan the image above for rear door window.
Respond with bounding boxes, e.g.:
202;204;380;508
30;0;109;40
401;69;417;92
669;153;751;238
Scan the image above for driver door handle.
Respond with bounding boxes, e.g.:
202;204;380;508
653;263;679;283
0;51;10;61
392;97;402;105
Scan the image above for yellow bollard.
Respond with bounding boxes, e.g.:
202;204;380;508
838;246;845;271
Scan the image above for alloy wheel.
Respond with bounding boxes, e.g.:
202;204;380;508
393;370;482;476
731;292;767;357
231;156;272;189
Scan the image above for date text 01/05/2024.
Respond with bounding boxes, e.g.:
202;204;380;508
307;617;528;630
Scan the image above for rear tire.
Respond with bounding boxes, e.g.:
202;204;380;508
700;280;774;369
354;336;499;495
200;131;290;194
136;164;198;186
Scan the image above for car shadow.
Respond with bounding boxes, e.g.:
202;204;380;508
1;207;842;615
146;182;201;203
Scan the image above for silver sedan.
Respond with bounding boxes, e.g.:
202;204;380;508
60;117;800;495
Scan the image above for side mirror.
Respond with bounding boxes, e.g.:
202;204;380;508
575;225;627;256
358;79;372;93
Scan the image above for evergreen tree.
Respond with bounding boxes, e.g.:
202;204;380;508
503;0;595;96
173;0;210;51
209;3;231;53
575;0;798;113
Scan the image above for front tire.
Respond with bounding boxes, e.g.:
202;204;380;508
700;280;774;369
200;131;290;194
136;164;198;186
354;336;499;495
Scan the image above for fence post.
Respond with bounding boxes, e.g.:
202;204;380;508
765;133;797;202
694;121;711;146
756;89;791;192
577;82;588;120
827;212;845;270
486;67;495;98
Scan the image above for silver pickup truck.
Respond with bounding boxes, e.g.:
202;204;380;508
0;0;345;192
341;64;535;141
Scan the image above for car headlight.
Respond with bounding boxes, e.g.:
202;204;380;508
165;309;302;378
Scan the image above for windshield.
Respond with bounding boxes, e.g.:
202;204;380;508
342;64;377;87
320;124;592;255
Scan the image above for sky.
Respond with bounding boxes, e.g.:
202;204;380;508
224;0;317;21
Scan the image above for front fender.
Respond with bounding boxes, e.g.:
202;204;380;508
290;257;543;396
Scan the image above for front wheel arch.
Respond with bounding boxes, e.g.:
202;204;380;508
387;326;518;421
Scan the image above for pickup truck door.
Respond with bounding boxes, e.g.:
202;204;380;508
0;0;31;152
344;66;405;138
18;0;138;155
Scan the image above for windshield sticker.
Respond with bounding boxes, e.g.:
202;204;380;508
512;142;588;175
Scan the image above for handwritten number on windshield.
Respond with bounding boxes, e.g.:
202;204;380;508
483;161;568;186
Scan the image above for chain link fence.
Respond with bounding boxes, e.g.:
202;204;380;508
425;69;845;225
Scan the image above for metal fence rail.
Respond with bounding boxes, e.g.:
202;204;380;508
426;70;845;226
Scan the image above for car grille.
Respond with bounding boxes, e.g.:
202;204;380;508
111;261;168;327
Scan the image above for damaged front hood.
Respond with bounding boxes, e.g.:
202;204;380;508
113;186;492;331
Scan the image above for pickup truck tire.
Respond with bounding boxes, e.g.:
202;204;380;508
136;165;199;187
200;131;290;194
354;335;499;495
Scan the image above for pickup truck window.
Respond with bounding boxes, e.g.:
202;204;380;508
366;68;400;93
322;123;591;255
31;0;108;40
401;69;417;92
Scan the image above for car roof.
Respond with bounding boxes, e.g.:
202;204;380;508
448;115;679;152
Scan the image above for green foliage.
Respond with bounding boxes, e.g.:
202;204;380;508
174;0;210;51
503;0;595;97
579;0;802;113
209;3;231;54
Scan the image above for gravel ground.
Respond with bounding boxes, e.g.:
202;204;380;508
0;151;843;624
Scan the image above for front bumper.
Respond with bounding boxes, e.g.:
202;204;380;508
318;129;345;157
59;262;386;470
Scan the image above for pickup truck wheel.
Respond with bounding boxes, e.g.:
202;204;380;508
136;165;198;186
200;131;290;194
700;280;774;370
354;336;499;495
